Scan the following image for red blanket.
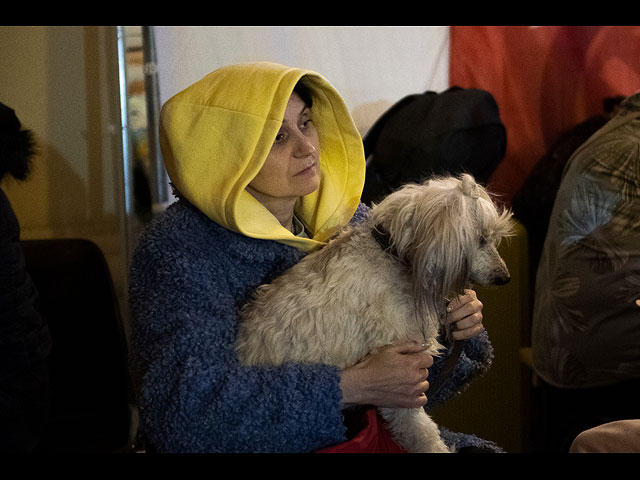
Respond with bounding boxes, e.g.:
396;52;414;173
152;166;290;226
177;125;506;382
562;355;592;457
316;408;407;453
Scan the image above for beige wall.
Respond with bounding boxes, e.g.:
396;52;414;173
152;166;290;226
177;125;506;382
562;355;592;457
0;26;129;322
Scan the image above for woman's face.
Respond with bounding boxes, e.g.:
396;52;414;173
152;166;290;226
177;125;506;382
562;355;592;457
247;92;321;204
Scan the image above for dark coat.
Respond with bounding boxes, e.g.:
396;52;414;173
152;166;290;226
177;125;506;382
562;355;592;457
0;188;52;452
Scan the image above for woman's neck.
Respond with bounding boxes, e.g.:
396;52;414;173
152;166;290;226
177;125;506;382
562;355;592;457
246;186;297;233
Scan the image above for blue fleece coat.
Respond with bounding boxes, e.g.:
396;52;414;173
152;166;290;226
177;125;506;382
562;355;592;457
128;199;501;453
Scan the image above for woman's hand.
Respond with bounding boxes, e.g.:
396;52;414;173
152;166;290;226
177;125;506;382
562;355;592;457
339;341;433;409
446;289;484;340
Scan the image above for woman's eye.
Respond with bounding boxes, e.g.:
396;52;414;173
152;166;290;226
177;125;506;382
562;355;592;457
300;108;313;129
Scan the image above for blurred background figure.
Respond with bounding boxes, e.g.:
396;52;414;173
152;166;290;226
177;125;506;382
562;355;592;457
531;91;640;452
0;102;52;452
512;96;625;287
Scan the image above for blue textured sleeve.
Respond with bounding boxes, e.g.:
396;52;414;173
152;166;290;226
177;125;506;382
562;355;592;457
439;426;504;452
426;330;494;409
351;202;371;224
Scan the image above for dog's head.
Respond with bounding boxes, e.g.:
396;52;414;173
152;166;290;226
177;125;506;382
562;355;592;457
371;174;514;326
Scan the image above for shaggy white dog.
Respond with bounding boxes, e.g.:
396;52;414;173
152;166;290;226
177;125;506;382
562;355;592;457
236;174;514;453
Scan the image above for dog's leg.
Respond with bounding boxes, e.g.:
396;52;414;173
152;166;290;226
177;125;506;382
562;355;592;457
378;407;452;453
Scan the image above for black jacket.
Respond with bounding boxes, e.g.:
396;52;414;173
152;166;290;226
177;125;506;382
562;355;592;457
0;188;51;381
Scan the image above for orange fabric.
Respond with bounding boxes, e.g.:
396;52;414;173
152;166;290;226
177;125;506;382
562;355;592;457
450;26;640;203
316;409;407;453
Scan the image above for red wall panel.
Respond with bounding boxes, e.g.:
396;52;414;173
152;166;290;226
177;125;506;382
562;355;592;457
450;26;640;202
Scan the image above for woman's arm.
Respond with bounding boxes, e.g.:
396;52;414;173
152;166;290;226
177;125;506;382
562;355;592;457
129;241;347;453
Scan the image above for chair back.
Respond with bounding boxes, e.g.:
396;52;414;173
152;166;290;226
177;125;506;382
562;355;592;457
21;238;130;452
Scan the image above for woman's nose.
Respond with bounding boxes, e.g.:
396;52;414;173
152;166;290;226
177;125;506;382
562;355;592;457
294;131;317;157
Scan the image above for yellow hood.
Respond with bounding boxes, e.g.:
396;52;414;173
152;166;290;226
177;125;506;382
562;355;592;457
159;62;365;252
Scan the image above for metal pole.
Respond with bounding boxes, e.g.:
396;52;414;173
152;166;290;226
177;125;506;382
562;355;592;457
141;26;169;211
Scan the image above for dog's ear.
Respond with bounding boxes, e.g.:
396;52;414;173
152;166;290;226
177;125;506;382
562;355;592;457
418;197;471;284
409;183;475;317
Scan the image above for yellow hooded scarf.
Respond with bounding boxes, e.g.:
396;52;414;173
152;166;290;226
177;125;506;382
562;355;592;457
159;62;366;252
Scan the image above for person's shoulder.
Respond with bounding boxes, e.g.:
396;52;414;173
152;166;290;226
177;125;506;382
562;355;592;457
133;200;301;271
138;200;228;250
350;202;372;225
131;200;237;276
0;188;19;241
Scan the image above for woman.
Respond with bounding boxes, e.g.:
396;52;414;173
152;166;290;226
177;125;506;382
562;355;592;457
129;62;497;453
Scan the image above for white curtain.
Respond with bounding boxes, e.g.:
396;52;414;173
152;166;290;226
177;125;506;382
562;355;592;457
153;26;450;136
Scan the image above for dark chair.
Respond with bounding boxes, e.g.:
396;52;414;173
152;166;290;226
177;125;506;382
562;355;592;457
20;238;132;453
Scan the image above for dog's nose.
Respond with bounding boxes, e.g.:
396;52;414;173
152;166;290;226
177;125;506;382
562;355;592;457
494;273;511;285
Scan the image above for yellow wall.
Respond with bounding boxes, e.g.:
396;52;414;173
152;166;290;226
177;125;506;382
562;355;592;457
0;26;129;319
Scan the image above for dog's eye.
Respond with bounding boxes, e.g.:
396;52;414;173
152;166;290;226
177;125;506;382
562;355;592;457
479;235;488;247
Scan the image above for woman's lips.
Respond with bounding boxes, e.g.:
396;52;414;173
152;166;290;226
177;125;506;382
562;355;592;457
294;161;318;176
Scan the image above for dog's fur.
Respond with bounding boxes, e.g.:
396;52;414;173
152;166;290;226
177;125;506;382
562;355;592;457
236;174;514;453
